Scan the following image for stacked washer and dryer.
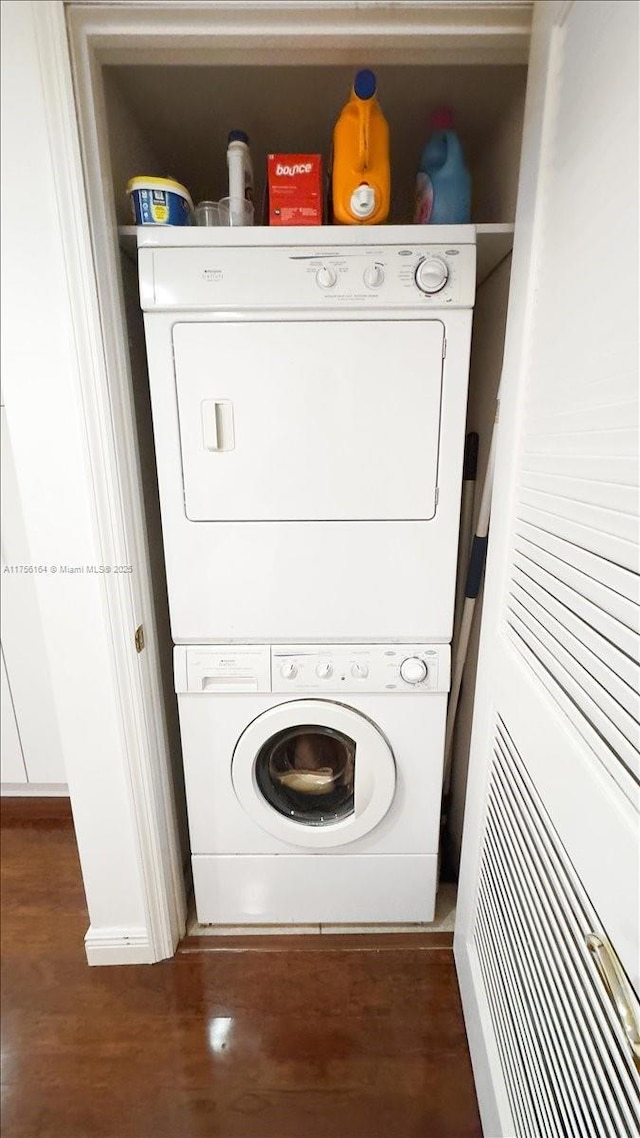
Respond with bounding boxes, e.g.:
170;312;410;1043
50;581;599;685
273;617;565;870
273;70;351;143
138;226;476;926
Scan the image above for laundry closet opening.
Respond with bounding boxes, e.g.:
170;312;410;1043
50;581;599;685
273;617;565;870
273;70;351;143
72;38;528;921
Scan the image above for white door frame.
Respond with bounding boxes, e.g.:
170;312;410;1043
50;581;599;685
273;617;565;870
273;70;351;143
29;0;531;963
30;0;187;965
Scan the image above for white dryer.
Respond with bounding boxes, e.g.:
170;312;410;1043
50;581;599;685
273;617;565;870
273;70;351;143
139;226;476;643
175;641;450;926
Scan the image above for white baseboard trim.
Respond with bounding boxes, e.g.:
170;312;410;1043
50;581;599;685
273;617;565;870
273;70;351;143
1;784;69;797
84;925;156;966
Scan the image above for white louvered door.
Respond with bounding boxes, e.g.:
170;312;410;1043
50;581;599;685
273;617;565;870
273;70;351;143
456;3;639;1135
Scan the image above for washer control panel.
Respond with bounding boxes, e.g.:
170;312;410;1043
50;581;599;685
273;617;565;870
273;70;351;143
272;644;450;694
175;644;451;694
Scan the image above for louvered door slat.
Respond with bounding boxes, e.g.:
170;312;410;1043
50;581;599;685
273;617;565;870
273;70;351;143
476;885;564;1138
524;397;637;432
517;505;636;575
518;501;638;557
508;603;640;781
507;617;639;809
511;575;639;716
474;902;541;1137
480;849;596;1137
481;833;611;1138
492;754;640;1134
522;454;638;487
473;721;640;1137
521;427;637;460
517;522;639;605
493;737;640;1111
521;473;638;517
487;776;624;1138
513;541;639;658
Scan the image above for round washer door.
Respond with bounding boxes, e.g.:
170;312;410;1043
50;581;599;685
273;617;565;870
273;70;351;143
231;700;396;849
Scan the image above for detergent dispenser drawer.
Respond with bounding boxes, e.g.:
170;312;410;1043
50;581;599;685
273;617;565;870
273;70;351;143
173;319;445;522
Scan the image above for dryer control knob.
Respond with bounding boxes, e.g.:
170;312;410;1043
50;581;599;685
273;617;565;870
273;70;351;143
280;661;298;680
316;661;333;679
363;264;385;289
351;662;369;679
316;266;338;290
415;256;449;295
400;657;428;684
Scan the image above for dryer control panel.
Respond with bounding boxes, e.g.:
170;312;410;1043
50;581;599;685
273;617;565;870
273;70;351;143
140;243;475;311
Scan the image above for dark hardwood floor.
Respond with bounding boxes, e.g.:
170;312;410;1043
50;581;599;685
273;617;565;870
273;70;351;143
1;808;482;1138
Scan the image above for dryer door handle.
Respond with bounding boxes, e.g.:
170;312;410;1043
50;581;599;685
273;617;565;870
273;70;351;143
202;400;235;451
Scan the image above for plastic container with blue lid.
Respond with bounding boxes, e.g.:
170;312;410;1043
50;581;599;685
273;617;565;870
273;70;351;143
127;176;193;226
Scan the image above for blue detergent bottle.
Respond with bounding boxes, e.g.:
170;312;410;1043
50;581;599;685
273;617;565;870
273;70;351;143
414;107;471;224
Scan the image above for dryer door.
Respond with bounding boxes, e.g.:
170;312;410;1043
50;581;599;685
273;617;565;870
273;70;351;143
231;700;396;848
173;319;445;521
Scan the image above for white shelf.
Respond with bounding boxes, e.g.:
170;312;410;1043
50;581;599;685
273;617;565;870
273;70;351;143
118;222;513;284
475;223;515;283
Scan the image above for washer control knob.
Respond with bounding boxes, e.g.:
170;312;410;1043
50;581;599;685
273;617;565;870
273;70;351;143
280;661;298;680
316;661;333;679
415;256;449;295
351;662;369;679
316;266;337;290
363;264;384;289
400;657;428;685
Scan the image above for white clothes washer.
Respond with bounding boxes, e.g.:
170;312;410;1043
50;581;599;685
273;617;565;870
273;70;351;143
175;642;450;926
139;226;476;644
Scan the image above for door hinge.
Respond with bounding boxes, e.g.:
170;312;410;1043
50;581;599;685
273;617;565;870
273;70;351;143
442;338;447;359
134;625;145;653
435;487;440;509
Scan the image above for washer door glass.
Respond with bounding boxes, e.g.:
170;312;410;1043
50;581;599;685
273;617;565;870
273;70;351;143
232;700;396;849
255;725;355;826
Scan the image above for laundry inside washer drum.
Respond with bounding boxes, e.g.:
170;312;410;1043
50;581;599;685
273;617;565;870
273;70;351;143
255;725;356;825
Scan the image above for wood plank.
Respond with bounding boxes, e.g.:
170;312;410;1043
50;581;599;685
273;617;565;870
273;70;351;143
179;930;454;953
0;795;73;825
2;816;481;1138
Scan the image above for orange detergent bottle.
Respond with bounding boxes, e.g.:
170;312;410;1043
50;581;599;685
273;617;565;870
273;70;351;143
331;69;390;225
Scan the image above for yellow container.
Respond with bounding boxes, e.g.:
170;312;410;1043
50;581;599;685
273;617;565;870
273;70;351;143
331;70;390;225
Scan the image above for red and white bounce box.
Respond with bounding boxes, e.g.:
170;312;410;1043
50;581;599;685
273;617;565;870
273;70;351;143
267;154;323;226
